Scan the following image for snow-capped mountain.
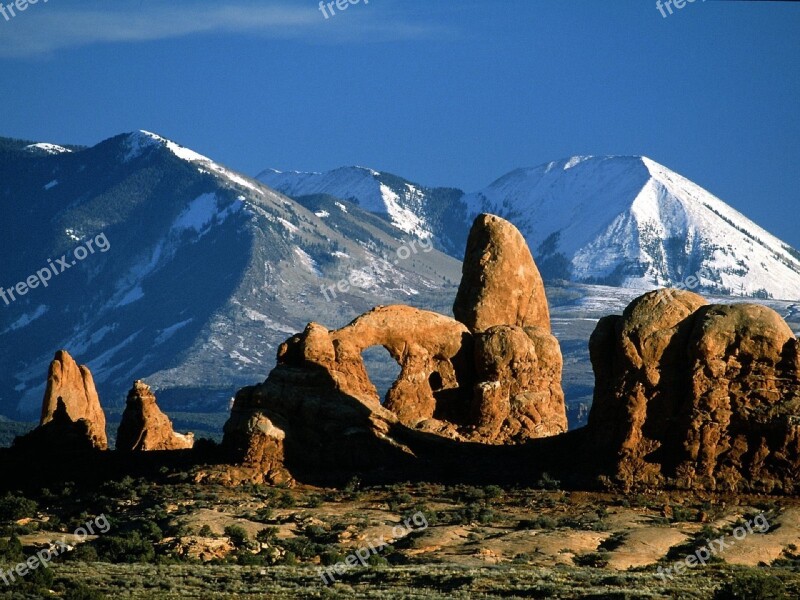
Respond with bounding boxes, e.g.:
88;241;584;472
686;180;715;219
266;156;800;301
3;134;799;429
0;132;461;420
465;156;800;299
258;167;470;257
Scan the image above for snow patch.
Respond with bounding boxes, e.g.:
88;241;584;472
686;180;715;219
564;156;592;170
155;319;193;345
229;350;254;365
172;193;219;234
293;247;322;276
26;143;72;155
278;218;299;234
131;131;265;196
243;308;297;334
379;184;431;239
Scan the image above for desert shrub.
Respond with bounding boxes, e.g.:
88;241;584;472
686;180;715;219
450;484;503;504
666;525;723;563
368;553;389;566
98;477;138;501
305;494;324;508
6;565;56;596
483;485;504;501
0;492;37;520
275;492;296;509
557;510;609;531
278;536;326;561
252;506;273;523
599;531;628;552
67;541;99;562
224;525;249;548
235;550;264;566
517;516;558;530
670;505;695;522
304;524;339;544
535;473;561;490
574;551;611;568
94;531;156;563
26;562;55;589
198;524;213;537
388;493;413;511
64;582;106;600
256;527;278;543
773;544;800;567
435;503;492;526
714;571;787;600
0;533;23;561
136;519;163;542
402;504;438;526
320;550;346;566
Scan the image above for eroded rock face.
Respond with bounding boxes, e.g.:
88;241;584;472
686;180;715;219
587;289;800;493
453;213;550;333
472;325;567;442
117;381;194;451
40;350;107;450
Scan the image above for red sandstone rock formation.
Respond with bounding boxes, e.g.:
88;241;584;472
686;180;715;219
472;325;567;442
40;350;107;450
223;214;568;482
453;213;550;333
587;289;800;493
116;381;194;451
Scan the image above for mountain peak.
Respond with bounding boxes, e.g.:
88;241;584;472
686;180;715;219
122;131;265;197
262;156;800;301
124;130;211;164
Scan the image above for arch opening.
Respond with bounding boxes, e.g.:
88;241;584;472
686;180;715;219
361;345;402;404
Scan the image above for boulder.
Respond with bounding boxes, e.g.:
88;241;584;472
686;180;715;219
40;350;107;450
117;381;194;451
453;213;550;333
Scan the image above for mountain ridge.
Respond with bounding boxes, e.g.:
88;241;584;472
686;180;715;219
0;131;462;419
261;155;800;301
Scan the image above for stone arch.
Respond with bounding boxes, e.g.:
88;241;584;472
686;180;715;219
329;305;471;425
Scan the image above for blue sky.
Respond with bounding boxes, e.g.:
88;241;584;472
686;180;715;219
1;0;799;247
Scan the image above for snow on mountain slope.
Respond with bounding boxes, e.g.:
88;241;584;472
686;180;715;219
464;155;800;300
259;166;434;239
265;156;800;301
0;132;462;418
25;143;72;155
